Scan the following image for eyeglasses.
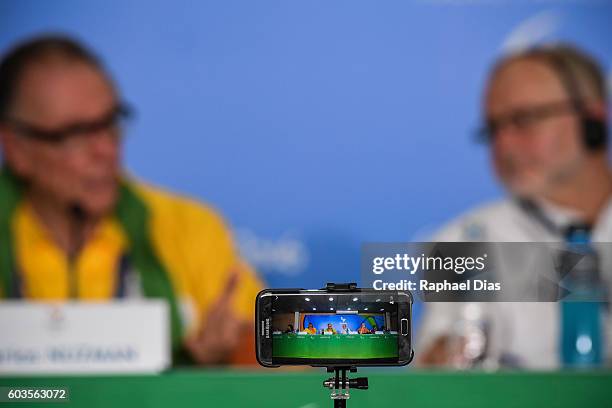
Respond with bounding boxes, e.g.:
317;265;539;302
476;100;578;144
5;103;133;149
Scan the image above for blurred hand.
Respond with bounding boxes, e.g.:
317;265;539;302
184;271;250;365
418;335;468;367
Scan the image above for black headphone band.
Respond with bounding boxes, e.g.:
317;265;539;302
537;50;608;151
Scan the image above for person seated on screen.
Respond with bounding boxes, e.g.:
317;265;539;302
357;323;371;334
324;323;337;334
284;324;294;334
340;323;350;334
305;323;317;335
0;35;263;366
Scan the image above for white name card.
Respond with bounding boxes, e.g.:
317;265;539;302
0;301;170;375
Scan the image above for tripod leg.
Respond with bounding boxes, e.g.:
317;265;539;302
334;399;347;408
333;368;348;407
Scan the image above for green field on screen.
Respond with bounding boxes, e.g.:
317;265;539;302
272;333;398;359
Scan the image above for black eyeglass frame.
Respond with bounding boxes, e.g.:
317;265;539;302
3;103;133;144
475;100;580;144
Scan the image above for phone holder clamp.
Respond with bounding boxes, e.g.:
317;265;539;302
322;283;369;407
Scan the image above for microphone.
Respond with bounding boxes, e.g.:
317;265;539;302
67;202;88;298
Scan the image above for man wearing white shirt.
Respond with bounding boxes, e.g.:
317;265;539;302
417;44;612;369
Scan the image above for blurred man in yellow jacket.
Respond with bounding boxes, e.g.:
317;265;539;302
0;36;262;365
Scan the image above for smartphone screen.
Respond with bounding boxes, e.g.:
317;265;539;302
256;288;412;367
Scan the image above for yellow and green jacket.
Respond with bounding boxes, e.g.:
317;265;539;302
0;167;262;363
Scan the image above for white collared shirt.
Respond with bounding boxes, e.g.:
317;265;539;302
416;197;612;369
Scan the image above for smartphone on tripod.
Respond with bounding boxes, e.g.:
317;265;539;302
256;285;413;368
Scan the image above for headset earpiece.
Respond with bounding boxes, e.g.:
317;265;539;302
581;117;608;151
541;52;608;153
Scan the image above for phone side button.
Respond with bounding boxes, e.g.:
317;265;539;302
400;318;408;336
